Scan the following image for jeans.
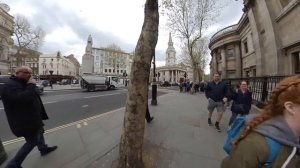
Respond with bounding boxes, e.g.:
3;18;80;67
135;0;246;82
6;128;48;168
228;112;239;126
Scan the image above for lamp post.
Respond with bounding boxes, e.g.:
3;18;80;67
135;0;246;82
0;138;7;165
151;55;157;105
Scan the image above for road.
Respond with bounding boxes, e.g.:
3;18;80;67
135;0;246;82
0;88;166;141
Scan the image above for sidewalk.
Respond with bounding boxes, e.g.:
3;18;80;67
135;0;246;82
1;91;233;168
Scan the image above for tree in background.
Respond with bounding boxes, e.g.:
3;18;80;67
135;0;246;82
13;15;45;67
179;37;209;82
116;0;159;167
162;0;220;87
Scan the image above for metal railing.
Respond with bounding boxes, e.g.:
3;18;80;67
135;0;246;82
223;76;289;109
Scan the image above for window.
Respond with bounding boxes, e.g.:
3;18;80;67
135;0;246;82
280;0;291;8
105;69;107;72
294;52;300;73
96;56;99;60
217;53;222;61
243;40;249;54
121;70;123;73
109;69;111;73
227;48;235;58
252;68;256;77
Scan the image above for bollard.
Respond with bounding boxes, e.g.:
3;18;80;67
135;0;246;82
0;139;7;165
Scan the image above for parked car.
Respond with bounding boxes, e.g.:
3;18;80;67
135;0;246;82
60;79;71;85
40;80;50;87
35;82;44;94
161;81;171;87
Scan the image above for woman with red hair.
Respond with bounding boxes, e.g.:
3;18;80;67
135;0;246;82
222;76;300;168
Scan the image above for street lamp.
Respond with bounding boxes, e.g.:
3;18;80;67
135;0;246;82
0;138;7;165
151;55;157;105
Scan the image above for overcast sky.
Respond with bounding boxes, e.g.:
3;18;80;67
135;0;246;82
3;0;244;67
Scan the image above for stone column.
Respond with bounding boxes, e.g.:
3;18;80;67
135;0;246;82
171;70;174;83
212;51;218;73
221;48;227;78
176;70;178;83
165;71;169;82
235;43;242;77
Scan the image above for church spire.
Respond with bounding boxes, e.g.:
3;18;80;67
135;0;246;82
168;33;173;47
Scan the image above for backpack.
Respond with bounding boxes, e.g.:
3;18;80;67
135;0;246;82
223;116;281;167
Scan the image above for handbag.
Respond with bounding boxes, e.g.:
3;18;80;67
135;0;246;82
231;103;246;114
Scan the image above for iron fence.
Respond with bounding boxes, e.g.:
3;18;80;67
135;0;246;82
223;76;289;108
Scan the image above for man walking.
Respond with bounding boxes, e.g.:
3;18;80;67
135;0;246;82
2;66;57;168
205;72;228;132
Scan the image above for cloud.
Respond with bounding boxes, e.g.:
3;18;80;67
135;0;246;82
5;0;244;67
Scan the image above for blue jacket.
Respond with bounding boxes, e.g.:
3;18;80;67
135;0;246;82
205;81;228;102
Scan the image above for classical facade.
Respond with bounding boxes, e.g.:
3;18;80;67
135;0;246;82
209;0;300;78
0;3;14;74
39;51;77;76
81;35;133;77
152;33;188;83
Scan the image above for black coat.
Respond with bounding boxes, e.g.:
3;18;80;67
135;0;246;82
230;89;252;114
1;76;48;137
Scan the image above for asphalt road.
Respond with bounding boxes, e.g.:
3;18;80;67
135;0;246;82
0;88;166;141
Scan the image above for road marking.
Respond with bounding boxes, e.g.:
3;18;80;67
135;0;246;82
3;107;125;146
83;93;121;99
82;105;89;108
43;101;57;104
0;107;4;110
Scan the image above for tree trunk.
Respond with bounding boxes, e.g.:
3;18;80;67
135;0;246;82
117;0;159;168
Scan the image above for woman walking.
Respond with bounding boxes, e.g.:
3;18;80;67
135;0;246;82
222;76;300;167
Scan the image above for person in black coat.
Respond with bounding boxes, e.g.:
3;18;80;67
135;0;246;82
228;80;252;127
2;66;57;168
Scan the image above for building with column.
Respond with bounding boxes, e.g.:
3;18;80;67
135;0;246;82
81;35;133;77
152;33;188;84
0;3;14;74
209;0;300;78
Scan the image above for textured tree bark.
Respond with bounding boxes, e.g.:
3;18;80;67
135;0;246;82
117;0;159;168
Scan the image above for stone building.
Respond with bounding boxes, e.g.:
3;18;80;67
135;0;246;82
9;46;41;75
81;35;133;77
65;54;80;76
0;3;14;74
152;33;188;83
39;51;77;76
209;0;300;78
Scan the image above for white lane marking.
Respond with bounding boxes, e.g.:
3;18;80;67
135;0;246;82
43;101;57;104
0;107;4;110
76;124;81;128
83;122;88;126
82;105;89;108
83;93;121;99
3;107;125;146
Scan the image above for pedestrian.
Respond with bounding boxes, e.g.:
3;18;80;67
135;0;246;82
49;79;53;89
228;81;252;129
145;103;154;123
205;72;228;132
221;76;300;168
2;66;57;168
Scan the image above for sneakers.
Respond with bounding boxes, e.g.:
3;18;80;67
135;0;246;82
215;122;221;132
208;118;213;126
40;146;58;156
147;117;154;123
